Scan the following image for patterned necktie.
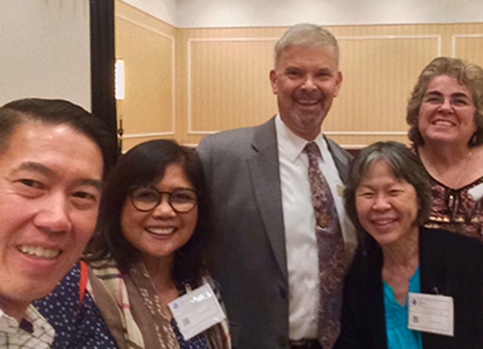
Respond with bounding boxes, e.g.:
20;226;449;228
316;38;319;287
304;142;345;349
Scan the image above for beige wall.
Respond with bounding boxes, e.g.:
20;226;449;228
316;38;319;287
1;0;90;109
115;1;483;150
116;1;176;150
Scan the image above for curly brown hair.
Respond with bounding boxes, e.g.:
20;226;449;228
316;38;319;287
407;57;483;147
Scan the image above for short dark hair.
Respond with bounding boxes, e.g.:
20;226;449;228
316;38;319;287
0;98;118;178
344;141;431;254
86;139;211;285
407;57;483;147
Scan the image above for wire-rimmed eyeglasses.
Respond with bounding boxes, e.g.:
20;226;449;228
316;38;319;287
128;186;199;213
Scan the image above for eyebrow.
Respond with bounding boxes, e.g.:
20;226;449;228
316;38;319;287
73;178;102;191
14;161;102;191
425;90;471;99
16;161;53;176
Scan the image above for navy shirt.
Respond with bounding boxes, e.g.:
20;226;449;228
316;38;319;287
35;262;210;349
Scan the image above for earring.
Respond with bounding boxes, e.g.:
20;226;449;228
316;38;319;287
471;132;478;145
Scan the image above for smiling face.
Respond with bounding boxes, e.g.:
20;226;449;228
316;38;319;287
0;121;103;319
418;74;476;146
270;44;342;141
355;160;419;248
121;163;198;268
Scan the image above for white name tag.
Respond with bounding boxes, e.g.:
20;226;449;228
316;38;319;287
168;283;226;340
408;292;454;337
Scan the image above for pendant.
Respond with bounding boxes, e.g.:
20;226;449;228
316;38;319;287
317;211;330;228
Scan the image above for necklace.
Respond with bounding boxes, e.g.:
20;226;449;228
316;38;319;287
420;148;473;189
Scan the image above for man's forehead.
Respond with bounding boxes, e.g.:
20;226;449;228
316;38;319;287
277;44;338;68
7;121;95;151
2;121;103;178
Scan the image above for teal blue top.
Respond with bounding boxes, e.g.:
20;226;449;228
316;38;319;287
382;266;423;349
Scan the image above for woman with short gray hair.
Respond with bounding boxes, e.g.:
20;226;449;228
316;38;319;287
335;141;483;349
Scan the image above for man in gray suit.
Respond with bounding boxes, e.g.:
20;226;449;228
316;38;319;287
197;24;356;349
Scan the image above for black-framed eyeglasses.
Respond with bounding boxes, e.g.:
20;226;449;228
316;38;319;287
128;186;199;213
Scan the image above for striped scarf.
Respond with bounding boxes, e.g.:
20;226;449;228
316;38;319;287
85;258;230;349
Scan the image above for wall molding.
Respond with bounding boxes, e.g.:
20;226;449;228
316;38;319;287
452;33;483;57
186;35;440;135
187;37;278;134
121;131;175;139
116;12;176;135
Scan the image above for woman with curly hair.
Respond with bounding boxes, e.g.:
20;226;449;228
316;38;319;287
407;57;483;238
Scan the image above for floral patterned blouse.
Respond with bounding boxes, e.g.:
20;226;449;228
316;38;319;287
424;174;483;239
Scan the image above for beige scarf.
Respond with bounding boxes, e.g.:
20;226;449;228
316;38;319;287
86;258;230;349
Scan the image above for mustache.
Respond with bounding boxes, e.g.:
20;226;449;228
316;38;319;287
293;89;324;101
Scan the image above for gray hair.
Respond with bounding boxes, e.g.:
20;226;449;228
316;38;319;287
344;142;431;252
274;23;339;68
407;57;483;147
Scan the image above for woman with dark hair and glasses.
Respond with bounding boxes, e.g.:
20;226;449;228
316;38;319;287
36;139;230;349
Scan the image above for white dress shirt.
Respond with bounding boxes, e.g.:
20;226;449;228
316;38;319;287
275;115;355;340
0;305;54;349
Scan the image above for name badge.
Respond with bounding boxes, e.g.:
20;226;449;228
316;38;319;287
408;292;454;337
168;283;226;340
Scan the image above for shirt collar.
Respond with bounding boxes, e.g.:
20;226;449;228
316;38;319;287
0;307;21;334
275;114;328;162
0;305;54;342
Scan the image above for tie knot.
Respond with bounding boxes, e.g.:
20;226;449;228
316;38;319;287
304;142;321;157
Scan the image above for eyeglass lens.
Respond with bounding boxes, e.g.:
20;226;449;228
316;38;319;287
131;187;197;213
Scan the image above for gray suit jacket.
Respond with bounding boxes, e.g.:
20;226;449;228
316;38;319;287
197;117;353;349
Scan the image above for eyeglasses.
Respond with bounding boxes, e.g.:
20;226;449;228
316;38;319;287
128;186;199;213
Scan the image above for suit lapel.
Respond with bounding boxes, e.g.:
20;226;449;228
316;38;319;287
326;136;351;183
247;117;287;281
